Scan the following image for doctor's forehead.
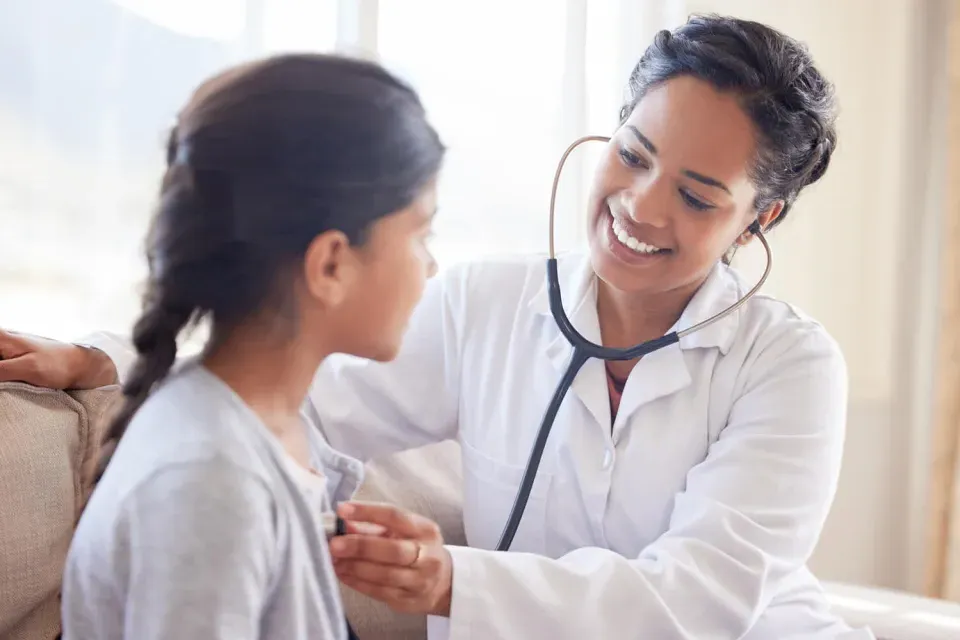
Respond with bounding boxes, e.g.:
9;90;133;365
622;76;758;176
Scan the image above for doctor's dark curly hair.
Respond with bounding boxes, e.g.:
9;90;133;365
621;14;838;227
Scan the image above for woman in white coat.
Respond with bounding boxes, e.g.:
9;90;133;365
0;15;872;640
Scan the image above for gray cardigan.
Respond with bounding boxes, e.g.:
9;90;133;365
62;363;362;640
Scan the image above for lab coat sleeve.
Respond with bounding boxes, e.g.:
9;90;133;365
441;325;848;640
76;331;141;384
307;265;465;461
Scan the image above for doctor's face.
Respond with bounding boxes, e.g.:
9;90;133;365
586;75;771;298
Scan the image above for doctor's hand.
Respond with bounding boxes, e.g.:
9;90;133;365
330;502;453;617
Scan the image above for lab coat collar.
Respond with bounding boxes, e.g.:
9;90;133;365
534;257;610;432
669;262;743;356
528;253;743;356
527;252;598;327
528;254;744;434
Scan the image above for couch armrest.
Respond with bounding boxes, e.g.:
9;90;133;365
824;581;960;640
0;382;121;640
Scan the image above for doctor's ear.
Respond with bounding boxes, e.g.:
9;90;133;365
734;222;762;247
735;200;783;246
302;230;359;307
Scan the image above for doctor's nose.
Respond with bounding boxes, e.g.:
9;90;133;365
620;182;670;228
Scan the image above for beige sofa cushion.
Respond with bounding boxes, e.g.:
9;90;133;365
0;382;120;640
0;377;463;640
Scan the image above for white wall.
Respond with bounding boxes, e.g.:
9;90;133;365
684;0;949;592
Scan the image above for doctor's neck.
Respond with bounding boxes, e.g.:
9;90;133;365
595;275;705;349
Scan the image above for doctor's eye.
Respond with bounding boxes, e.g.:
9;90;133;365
679;189;714;212
617;146;649;170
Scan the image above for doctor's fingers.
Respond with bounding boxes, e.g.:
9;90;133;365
333;558;428;592
337;575;423;614
337;502;442;542
329;533;420;566
340;520;388;537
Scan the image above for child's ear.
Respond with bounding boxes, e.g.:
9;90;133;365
303;231;357;308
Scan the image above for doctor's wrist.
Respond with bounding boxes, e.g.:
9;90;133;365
427;547;453;617
71;343;119;389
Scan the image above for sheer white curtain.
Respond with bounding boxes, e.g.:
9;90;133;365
0;0;340;339
374;0;687;267
0;0;684;340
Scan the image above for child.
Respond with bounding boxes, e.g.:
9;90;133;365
61;53;444;640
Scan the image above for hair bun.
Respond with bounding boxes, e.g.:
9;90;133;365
806;135;834;185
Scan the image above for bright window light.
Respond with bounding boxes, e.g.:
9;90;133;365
111;0;245;40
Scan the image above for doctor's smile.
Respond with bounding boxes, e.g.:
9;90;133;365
601;208;673;265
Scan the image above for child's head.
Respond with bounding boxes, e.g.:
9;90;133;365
111;54;444;438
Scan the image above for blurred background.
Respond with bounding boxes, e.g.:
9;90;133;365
0;0;957;604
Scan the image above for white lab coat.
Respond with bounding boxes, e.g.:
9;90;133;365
309;253;872;640
87;252;873;639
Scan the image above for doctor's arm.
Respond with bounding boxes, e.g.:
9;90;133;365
336;325;848;639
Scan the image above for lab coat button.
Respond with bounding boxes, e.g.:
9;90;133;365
602;449;614;469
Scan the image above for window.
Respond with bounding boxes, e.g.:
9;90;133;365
377;0;575;268
1;0;682;340
0;0;338;340
375;0;689;268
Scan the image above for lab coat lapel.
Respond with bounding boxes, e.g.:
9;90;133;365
532;258;744;434
613;347;690;434
537;256;613;433
613;263;742;430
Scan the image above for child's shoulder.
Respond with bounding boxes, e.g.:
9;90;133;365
109;365;276;495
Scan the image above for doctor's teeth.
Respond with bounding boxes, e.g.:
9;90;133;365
611;218;663;254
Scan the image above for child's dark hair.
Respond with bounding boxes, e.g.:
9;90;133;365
103;54;445;450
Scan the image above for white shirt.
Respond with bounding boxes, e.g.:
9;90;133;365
310;252;872;640
87;252;872;639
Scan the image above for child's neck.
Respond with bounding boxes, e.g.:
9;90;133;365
203;324;327;464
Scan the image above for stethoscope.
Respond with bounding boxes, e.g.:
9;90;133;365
494;135;773;552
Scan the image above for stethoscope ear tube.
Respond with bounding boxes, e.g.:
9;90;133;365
494;137;773;553
548;258;682;360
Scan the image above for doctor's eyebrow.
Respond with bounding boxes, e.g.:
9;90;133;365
625;125;657;155
625;124;732;194
682;170;731;194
